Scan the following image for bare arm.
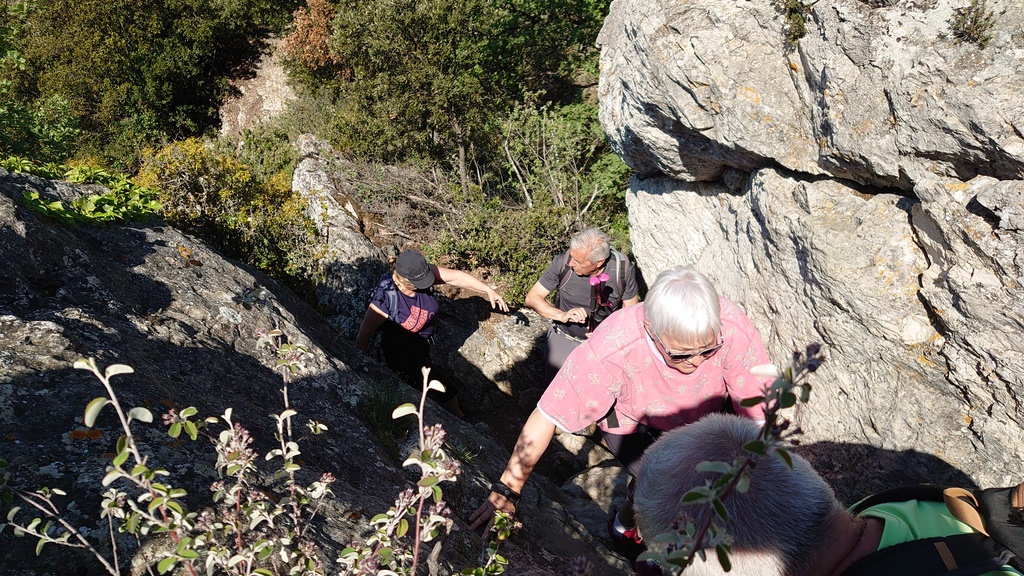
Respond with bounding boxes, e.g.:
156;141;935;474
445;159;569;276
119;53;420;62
622;295;640;307
354;304;388;351
468;409;556;531
524;281;587;324
434;265;509;312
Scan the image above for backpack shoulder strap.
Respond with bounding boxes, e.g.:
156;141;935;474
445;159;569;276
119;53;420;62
850;485;947;514
844;484;1024;576
374;275;401;323
610;250;626;298
556;251;572;289
840;533;1013;576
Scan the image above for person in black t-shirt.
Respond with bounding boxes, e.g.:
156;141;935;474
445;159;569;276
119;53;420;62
524;228;639;385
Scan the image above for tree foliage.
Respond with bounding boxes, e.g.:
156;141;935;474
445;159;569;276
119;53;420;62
0;1;79;162
11;0;298;165
316;0;609;167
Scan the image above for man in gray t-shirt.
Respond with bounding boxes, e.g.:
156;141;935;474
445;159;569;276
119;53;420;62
525;227;639;384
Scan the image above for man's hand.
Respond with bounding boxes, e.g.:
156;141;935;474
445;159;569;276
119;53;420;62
468;492;515;533
558;307;587;324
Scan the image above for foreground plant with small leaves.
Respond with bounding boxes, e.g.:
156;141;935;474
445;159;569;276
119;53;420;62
1;349;528;575
338;367;510;575
1;350;333;576
639;343;825;574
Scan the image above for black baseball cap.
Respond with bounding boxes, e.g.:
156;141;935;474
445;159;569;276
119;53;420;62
395;250;435;289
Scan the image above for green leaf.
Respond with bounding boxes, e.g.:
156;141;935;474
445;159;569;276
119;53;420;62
7;507;20;521
179;407;198;418
125;512;140;533
712;497;729;522
780;391;797;409
112;449;130;467
183;421;198;440
127;407;153;424
417;476;439;488
739;396;765;407
696;461;731;475
743;440;767;455
397;518;409;538
775;448;794;470
715;543;732;571
391;403;417;419
432;485;442;502
682;488;708;502
156;556;176;574
735;472;751;493
101;469;121;486
36;538;45;555
168;422;182;438
105;364;135;379
84;397;109;427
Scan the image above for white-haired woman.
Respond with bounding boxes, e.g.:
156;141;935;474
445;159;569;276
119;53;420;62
470;266;773;568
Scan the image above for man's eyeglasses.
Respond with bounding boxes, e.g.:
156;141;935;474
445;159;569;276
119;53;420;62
645;324;724;364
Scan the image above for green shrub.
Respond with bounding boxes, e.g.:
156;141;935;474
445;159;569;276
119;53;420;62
0;2;80;164
5;157;161;225
949;0;996;49
426;99;631;307
782;0;811;43
428;196;574;307
135;138;321;288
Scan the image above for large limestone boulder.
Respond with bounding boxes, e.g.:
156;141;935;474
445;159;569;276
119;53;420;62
599;0;1024;496
598;0;1024;188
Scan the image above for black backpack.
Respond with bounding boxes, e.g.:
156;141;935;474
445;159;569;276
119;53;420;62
840;483;1024;576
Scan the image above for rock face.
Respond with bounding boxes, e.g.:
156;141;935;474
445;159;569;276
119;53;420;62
292;134;389;337
219;37;296;137
0;168;630;575
599;0;1024;494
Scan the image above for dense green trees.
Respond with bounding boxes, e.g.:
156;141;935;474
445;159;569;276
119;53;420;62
8;0;296;165
317;0;610;192
0;1;79;161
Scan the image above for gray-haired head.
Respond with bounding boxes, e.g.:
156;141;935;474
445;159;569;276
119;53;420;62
569;227;612;263
644;266;721;345
634;413;843;576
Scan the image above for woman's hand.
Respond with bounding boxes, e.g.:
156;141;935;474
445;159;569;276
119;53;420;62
468;492;516;533
487;289;509;313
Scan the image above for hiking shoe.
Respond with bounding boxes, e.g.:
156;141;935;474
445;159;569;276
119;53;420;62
607;511;645;562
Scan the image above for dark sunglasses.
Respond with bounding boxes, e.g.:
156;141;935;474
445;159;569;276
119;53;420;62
646;324;724;364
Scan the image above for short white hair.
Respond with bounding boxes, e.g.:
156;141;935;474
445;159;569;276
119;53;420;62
634;414;843;576
569;227;611;262
644;266;721;345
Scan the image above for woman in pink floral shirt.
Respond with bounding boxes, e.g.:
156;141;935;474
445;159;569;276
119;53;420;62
469;266;774;563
